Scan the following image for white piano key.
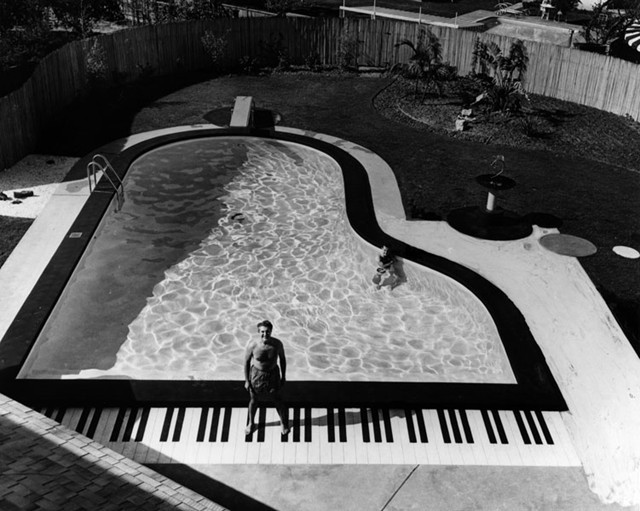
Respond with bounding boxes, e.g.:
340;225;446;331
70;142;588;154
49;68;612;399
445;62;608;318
362;409;381;465
342;409;358;464
422;410;448;465
518;410;548;467
93;408;119;448
388;411;411;465
484;410;513;466
220;407;241;464
205;408;226;465
348;408;369;464
328;408;345;464
59;408;82;432
232;407;251;464
315;408;333;464
544;412;581;466
137;407;163;464
191;408;213;465
170;408;196;464
154;408;178;463
407;409;428;465
440;410;467;466
374;409;393;465
294;409;309;465
129;408;152;463
120;409;142;460
497;410;523;466
255;407;273;465
271;407;287;465
306;408;322;464
454;409;478;466
466;410;498;466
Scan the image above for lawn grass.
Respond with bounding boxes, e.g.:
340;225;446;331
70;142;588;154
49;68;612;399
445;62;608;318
5;70;639;352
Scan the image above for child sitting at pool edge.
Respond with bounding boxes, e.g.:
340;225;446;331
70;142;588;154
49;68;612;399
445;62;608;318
373;245;398;290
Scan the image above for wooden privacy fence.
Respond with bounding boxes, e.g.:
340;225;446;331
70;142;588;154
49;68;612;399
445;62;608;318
1;17;639;171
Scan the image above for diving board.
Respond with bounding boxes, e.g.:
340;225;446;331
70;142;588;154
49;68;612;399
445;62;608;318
230;96;254;128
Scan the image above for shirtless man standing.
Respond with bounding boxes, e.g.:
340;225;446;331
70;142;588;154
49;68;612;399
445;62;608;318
244;320;290;435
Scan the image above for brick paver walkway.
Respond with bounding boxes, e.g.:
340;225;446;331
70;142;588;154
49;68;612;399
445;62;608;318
0;393;227;510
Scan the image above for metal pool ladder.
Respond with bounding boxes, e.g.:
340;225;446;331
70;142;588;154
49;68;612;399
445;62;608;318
86;154;125;212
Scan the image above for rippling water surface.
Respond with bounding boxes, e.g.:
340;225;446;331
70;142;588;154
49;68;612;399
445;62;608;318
21;137;514;383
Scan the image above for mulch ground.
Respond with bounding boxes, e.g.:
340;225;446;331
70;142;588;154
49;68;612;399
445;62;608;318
5;70;639;351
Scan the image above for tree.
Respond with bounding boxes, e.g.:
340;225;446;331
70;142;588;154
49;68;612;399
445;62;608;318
46;0;122;38
391;28;457;99
0;0;49;33
264;0;303;16
471;38;529;113
580;0;640;47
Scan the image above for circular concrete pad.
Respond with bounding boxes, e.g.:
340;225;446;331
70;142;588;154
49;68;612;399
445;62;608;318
613;245;640;259
539;233;597;257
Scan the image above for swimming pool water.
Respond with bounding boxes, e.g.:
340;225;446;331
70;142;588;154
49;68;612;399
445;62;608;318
19;137;515;384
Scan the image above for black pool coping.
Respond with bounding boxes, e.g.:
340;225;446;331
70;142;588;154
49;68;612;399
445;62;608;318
0;128;566;411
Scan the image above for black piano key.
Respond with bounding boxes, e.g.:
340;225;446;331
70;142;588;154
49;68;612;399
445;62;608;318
415;410;428;443
135;407;150;442
160;408;174;442
209;407;221;442
44;407;55;418
304;407;312;442
122;408;138;442
257;407;267;443
197;408;208;442
86;408;102;439
360;408;370;443
448;409;463;444
75;408;91;435
327;408;335;443
220;407;232;442
459;409;474;444
481;409;497;444
437;409;451;444
172;407;186;442
524;410;543;445
293;408;301;443
381;409;393;443
110;408;127;442
54;408;66;423
404;409;417;443
281;407;290;440
371;408;382;443
513;410;531;445
535;411;554;445
338;408;347;443
492;410;509;444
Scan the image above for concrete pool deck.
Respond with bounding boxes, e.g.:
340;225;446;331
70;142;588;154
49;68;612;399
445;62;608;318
0;125;639;509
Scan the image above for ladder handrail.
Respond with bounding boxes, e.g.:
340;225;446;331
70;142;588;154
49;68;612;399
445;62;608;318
86;154;125;211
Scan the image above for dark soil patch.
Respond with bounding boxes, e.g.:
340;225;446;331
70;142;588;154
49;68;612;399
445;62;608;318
0;216;33;267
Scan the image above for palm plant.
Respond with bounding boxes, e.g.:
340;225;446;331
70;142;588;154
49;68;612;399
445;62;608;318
471;38;529;114
392;28;456;100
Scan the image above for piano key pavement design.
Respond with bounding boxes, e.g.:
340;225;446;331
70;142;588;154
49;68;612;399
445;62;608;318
40;406;580;467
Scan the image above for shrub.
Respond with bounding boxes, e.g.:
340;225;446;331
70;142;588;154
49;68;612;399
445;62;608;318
238;55;260;75
470;38;529;114
304;51;322;72
260;32;289;71
391;28;457;99
337;26;359;71
201;29;229;68
86;39;108;86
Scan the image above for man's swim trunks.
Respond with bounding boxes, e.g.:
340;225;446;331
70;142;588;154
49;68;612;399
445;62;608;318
250;365;281;395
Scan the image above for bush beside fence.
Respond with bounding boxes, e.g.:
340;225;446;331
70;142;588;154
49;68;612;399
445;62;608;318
1;17;638;171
